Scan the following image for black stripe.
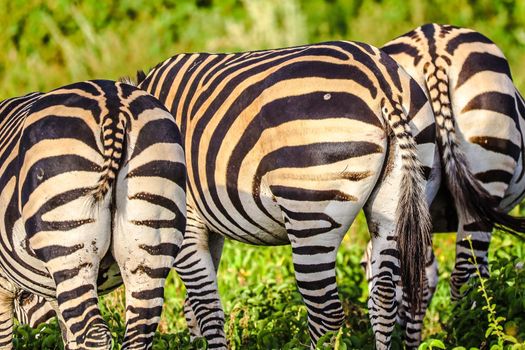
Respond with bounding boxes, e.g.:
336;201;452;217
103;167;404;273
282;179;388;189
468;135;520;161
130;118;183;160
408;78;429;123
24;188;93;236
127;160;186;185
139;243;180;256
462;89;520;146
446;31;496;55
414;123;436;146
455;52;512;89
474;169;514;184
292;245;335;255
270;186;357;202
381;43;423;66
21;155;101;206
294;261;335;274
57;284;95;304
33;244;85;263
131;287;164;300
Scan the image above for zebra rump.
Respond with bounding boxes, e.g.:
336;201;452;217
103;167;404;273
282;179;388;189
384;23;525;240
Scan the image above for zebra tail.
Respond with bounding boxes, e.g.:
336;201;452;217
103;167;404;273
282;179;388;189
424;61;525;240
383;97;432;316
92;110;128;202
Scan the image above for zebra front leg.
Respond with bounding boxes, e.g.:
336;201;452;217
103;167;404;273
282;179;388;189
174;207;226;349
450;219;493;300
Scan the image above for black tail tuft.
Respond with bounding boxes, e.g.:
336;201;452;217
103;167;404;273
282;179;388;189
445;148;525;240
396;169;433;316
383;97;433;316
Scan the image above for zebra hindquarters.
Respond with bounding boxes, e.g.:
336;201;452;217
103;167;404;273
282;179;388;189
19;109;114;349
112;104;186;349
22;178;112;350
267;126;387;347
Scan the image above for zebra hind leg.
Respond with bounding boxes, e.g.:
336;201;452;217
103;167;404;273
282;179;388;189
398;246;438;349
112;166;184;349
361;242;438;348
450;218;493;300
38;232;112;350
363;147;431;349
181;229;225;343
174;207;227;349
278;196;364;348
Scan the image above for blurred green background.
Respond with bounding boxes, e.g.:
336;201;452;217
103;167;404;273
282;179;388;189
2;0;525;100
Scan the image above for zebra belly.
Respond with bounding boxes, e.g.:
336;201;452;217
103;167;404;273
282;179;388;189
191;188;289;245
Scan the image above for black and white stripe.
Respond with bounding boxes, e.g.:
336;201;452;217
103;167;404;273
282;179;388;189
0;80;186;349
136;41;438;349
360;23;525;347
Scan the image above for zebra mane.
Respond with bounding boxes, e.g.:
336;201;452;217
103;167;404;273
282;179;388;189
118;70;148;87
118;75;137;86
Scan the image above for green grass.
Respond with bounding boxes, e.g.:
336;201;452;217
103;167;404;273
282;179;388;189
13;211;525;349
1;0;525;100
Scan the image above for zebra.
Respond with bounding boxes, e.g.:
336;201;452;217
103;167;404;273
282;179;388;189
132;40;440;349
0;80;187;349
13;287;55;330
361;23;525;347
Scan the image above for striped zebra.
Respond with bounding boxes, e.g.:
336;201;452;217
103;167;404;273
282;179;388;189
134;41;439;349
361;23;525;347
382;23;525;298
0;80;187;349
13;285;55;330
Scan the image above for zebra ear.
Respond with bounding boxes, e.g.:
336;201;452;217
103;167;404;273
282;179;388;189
136;70;147;84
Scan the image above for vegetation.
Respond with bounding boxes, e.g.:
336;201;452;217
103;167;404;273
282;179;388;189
2;0;525;100
4;0;525;349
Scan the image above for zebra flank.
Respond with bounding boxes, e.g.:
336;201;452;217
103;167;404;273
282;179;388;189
0;80;186;349
136;41;438;349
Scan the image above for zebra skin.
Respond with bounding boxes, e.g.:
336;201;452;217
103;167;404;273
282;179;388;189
361;23;525;347
131;41;440;349
0;80;187;349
